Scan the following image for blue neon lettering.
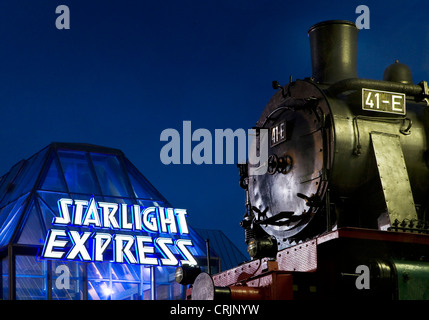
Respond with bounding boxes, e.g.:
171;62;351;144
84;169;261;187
43;198;197;266
54;198;190;236
142;207;158;232
55;198;72;225
73;200;88;226
93;233;112;262
133;204;142;231
120;203;133;230
67;231;92;261
159;207;177;234
42;229;198;266
98;202;120;229
82;198;101;227
42;229;68;259
114;234;137;264
156;237;178;266
176;239;198;265
174;209;189;234
135;236;158;265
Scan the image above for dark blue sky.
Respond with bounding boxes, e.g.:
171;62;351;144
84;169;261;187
0;0;427;254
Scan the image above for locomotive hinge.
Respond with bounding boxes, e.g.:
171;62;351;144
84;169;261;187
370;131;418;229
417;81;429;106
418;80;429;97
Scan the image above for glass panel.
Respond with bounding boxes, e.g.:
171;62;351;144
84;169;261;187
0;174;6;195
37;191;69;231
90;154;131;197
2;256;8;300
0;194;29;247
111;263;140;282
155;266;184;300
51;261;85;300
186;225;214;257
155;265;169;283
87;262;149;300
102;197;134;232
40;153;68;192
16;277;46;300
136;199;167;208
124;158;169;202
103;196;128;204
171;281;185;300
142;283;151;300
17;204;45;246
57;150;99;194
0;161;25;208
87;262;110;280
0;201;17;235
193;228;242;270
88;280;111;300
142;266;151;282
15;255;47;300
0;160;34;207
142;283;150;300
112;282;139;300
155;284;171;300
8;148;48;203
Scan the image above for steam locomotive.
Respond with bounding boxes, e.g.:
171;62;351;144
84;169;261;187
176;20;429;300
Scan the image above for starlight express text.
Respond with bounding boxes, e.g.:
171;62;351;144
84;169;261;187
41;198;198;266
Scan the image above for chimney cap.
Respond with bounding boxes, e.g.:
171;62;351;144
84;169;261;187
308;20;357;34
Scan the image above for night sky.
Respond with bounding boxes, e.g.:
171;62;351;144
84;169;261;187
0;0;427;255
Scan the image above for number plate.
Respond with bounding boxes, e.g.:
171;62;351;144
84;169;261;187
270;120;286;147
362;88;406;115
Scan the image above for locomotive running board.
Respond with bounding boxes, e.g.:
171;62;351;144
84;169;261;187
370;131;418;228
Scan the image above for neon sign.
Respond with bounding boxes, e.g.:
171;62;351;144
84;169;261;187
41;198;198;266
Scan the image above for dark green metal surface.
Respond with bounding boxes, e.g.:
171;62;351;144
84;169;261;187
393;259;429;300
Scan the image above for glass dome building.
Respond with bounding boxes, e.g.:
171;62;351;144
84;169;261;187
0;142;226;300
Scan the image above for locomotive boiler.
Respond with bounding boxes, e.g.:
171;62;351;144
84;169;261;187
177;20;429;300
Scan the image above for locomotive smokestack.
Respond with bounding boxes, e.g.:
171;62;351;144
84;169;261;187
308;20;359;84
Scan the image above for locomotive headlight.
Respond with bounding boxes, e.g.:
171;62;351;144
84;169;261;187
247;237;278;259
175;264;201;285
247;239;258;258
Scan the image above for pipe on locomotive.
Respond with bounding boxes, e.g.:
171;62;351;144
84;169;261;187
309;20;428;98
